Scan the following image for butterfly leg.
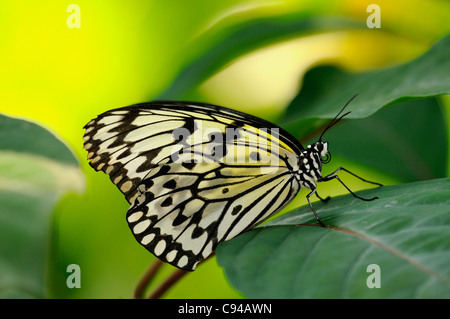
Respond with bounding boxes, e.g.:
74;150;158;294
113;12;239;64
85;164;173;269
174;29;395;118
321;167;381;201
330;167;383;187
306;189;326;227
315;191;330;203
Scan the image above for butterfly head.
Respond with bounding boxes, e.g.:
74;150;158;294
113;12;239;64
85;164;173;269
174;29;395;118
311;141;331;164
304;141;331;172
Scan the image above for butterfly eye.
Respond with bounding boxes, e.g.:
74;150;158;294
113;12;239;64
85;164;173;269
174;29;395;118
321;152;331;164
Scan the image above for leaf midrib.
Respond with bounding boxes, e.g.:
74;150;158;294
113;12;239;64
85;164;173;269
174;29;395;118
297;223;450;287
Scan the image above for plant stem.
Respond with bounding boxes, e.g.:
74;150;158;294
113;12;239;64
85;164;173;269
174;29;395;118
147;268;188;299
134;259;164;299
138;252;216;299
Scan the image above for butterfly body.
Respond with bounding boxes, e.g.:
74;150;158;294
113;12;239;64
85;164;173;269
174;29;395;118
83;98;380;271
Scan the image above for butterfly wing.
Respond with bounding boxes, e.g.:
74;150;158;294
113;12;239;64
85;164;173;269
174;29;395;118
83;101;303;270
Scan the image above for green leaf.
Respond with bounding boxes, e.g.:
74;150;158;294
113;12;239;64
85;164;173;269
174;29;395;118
0;114;84;298
280;35;450;138
0;115;78;166
216;178;450;298
157;15;361;99
314;96;448;182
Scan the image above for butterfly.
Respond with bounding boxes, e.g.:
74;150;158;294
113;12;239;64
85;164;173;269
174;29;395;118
82;94;381;271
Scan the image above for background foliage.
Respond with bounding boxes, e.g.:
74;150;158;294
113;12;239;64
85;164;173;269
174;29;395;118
0;0;449;298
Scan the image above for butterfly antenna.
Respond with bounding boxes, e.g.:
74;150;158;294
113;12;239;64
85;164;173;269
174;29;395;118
319;93;359;141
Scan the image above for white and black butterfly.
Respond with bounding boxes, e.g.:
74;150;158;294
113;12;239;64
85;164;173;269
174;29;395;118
83;94;381;271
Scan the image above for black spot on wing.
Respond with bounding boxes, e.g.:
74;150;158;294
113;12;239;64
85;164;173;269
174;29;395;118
161;197;173;207
232;205;242;216
181;161;197;170
163;179;177;189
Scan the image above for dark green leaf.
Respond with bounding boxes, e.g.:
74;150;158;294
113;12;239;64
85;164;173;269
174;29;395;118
317;97;448;182
217;178;450;298
280;35;450;138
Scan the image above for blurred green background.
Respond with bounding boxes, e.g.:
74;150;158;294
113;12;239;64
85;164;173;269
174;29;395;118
0;0;449;298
